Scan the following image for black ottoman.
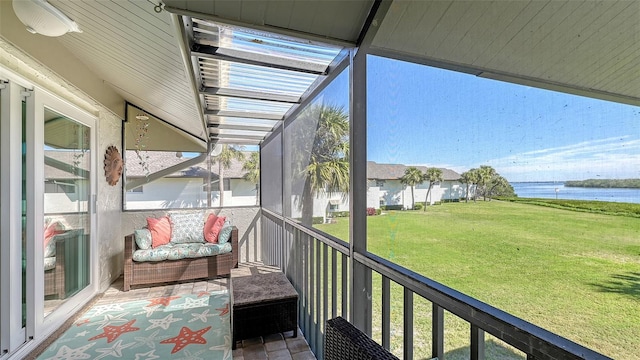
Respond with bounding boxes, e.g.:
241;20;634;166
231;271;298;349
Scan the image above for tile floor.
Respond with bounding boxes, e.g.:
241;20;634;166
85;264;315;360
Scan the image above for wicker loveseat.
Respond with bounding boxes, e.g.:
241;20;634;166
325;316;399;360
123;213;238;291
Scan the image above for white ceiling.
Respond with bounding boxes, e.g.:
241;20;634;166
7;0;637;149
50;0;207;144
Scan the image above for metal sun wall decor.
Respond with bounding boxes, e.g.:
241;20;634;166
104;145;123;186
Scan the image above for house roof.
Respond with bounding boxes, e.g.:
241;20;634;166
367;161;460;181
124;151;250;179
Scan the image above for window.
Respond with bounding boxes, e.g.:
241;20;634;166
122;104;260;209
376;180;385;187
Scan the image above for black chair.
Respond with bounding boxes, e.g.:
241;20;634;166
324;316;399;360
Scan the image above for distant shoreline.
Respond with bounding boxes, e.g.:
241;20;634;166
564;179;640;189
510;179;640;189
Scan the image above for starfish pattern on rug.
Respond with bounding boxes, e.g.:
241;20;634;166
189;309;216;323
216;303;229;316
88;303;126;316
135;304;162;318
209;334;233;360
131;329;162;349
146;313;183;330
160;326;211;354
146;295;181;307
94;312;130;329
89;319;141;343
38;290;230;360
42;343;95;360
175;349;207;360
134;349;160;360
171;296;209;311
94;339;135;359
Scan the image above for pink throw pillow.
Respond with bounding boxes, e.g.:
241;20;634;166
43;221;65;248
147;216;171;248
203;213;218;242
204;215;226;243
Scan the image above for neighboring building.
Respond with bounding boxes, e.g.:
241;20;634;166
367;161;465;209
124;151;258;210
289;161;466;223
123;153;466;215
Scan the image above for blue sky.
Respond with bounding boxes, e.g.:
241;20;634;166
362;55;640;182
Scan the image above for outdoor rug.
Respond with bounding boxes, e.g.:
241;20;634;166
37;290;231;360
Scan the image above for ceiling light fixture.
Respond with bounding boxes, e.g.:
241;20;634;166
12;0;82;37
135;114;149;121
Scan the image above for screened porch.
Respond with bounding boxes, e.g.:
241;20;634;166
1;1;638;359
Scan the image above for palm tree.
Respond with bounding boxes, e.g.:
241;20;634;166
423;167;443;210
486;173;515;200
476;165;497;201
293;104;349;226
242;152;260;205
460;169;478;203
400;167;424;209
211;145;245;206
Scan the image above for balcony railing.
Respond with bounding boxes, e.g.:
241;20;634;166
260;208;611;360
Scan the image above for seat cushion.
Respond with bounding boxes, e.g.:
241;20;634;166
132;242;232;262
44;256;56;271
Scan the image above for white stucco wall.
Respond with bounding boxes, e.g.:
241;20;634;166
367;179;467;209
96;110;124;291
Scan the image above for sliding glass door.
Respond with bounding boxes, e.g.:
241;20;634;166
1;79;96;358
0;80;28;357
30;89;96;337
42;107;91;316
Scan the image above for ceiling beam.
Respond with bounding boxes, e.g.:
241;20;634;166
214;138;263;145
208;123;275;132
169;14;209;143
201;87;301;104
192;44;328;75
205;110;284;121
210;133;266;141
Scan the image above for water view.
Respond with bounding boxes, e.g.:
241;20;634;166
511;181;640;204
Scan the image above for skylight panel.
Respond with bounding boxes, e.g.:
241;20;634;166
193;19;341;66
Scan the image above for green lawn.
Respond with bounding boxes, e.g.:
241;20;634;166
315;201;640;360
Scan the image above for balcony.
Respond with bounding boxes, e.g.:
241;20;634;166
1;1;637;359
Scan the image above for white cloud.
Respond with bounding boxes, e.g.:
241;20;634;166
481;136;640;181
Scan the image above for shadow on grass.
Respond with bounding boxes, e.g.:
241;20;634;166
590;272;640;300
413;339;525;360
